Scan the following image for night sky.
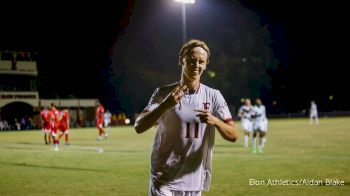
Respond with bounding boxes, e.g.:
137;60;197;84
0;0;348;115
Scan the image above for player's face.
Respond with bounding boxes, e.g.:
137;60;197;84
182;47;207;82
256;99;261;105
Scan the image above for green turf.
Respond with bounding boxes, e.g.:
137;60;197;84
1;117;349;195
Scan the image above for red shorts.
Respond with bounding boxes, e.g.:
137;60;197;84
59;125;68;132
42;122;51;133
96;119;104;128
51;127;58;137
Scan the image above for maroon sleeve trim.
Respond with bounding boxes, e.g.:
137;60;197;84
224;118;234;123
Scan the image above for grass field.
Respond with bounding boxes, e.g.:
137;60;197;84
1;117;350;196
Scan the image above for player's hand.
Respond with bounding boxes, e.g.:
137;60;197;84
162;83;188;108
194;109;219;125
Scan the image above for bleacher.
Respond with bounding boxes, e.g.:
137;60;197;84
0;50;38;76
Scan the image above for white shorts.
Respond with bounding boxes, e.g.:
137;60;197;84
104;120;110;127
254;119;268;132
241;119;253;132
149;186;201;196
310;112;318;118
149;179;202;196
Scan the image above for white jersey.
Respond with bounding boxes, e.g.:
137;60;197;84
104;112;112;123
238;105;254;120
253;105;267;121
145;82;233;191
253;105;268;132
310;103;318;116
238;105;254;132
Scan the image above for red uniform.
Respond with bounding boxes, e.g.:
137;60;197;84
40;109;51;133
59;110;69;132
96;104;106;139
96;105;105;128
50;107;60;137
58;109;70;144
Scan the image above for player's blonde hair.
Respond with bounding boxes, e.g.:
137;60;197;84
178;39;210;65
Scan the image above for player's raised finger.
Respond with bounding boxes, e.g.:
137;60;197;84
171;84;182;96
175;84;187;94
194;109;208;113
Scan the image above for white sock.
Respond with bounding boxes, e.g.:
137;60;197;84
252;138;257;149
261;137;266;148
244;135;249;147
106;127;109;136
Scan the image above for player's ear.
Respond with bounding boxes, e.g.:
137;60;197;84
179;57;185;66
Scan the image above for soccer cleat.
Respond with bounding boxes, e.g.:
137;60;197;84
258;148;263;154
252;148;257;154
104;135;108;140
65;142;70;145
52;145;59;151
96;137;102;141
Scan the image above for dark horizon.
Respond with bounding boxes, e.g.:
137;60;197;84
0;0;348;115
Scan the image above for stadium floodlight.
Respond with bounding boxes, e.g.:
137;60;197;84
174;0;196;43
174;0;195;4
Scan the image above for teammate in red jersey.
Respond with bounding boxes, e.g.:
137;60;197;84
40;107;52;144
50;103;60;151
58;108;70;145
96;101;107;140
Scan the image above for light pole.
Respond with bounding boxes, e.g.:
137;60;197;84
174;0;195;43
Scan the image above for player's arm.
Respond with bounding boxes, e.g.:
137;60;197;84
134;105;168;134
67;114;70;129
251;108;257;119
237;108;243;118
40;116;44;127
195;109;238;142
56;111;62;121
134;84;187;134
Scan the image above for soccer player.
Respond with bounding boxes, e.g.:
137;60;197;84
58;107;70;145
96;101;107;140
50;103;60;151
40;106;51;144
134;39;238;195
237;98;254;148
252;98;268;154
309;100;319;125
104;110;112;134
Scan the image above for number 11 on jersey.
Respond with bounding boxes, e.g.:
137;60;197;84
185;122;199;139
